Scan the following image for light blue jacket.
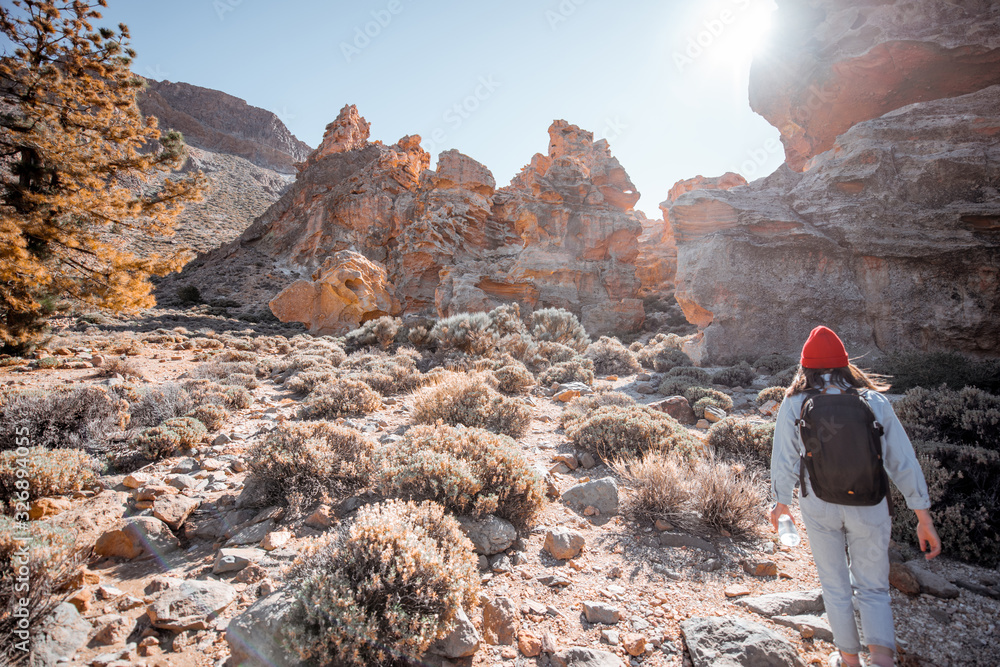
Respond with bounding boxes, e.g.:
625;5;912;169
770;384;931;511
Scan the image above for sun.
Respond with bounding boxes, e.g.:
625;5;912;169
689;0;778;76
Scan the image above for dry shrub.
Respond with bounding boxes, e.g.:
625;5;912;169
284;370;334;395
614;451;691;524
537;358;595;387
0;518;80;662
220;372;260;389
560;391;635;430
873;351;1000;394
525;340;579;372
300;380;382;419
895;385;1000;450
690;458;765;535
245;421;375;510
412;373;532;438
585;336;641;376
96;356;144;380
712;361;756;388
0;386;129;454
376;424;545;530
0;447;97;504
343;316;403;351
685;386;734;414
755;386;786;405
217;349;258;363
341;350;427;395
188;381;253;411
666;366;711;383
430;312;496;355
707;418;774;464
635;333;690;371
192;360;256;381
280;500;479;667
132;416;206;460
767;365;799;388
186;404;230;431
753;353;796;374
566;404;700;462
530;308;589;352
656;377;697;397
128;383;192;429
492;362;535;395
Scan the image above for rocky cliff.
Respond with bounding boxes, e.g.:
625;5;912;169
158;106;645;336
662;0;1000;363
139;79;312;174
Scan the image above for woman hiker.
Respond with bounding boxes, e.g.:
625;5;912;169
770;326;942;667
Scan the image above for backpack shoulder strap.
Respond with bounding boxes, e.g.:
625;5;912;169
796;389;822;497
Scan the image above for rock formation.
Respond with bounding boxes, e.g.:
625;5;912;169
160;109;645;336
662;0;1000;363
749;0;1000;171
139;79;312;174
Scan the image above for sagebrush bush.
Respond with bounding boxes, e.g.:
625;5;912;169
492;362;535;395
343;316;404;351
0;386;128;454
895;385;1000;450
712;361;756;388
530;308;589;352
0;447;97;504
187;381;253;411
890;442;1000;566
753;353;796;374
767;365;799;388
376;424;545;530
186;404;230;431
666;366;711;383
284;369;334;395
132;416;207;460
245;421;375;510
486;303;529;338
430;312;496;355
537;358;595;387
412;374;532;438
657;376;697;397
0;517;79;654
566;404;700;462
690;458;766;536
192;360;257;381
685;386;734;414
341;350;427;395
128;383;192;429
635;333;690;371
614;451;691;524
525;340;579;371
756;386;786;405
585;336;640;376
281;500;479;667
874;351;1000;394
560;391;635;430
97;356;144;380
300;380;382;419
707;418;774;463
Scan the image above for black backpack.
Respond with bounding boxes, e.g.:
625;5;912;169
796;387;892;510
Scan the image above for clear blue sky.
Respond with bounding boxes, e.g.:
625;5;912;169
101;0;783;217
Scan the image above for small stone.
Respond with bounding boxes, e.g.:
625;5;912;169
518;630;542;657
261;530;291;551
522;600;547;616
635;383;656;394
582;601;622;624
905;561;961;598
537;574;572;588
695;419;710;429
95;517;179;559
544;527;586;560
457;514;517;555
28;497;72;520
212;548;264;574
562;477;619;515
771;614;834;642
304;505;335;529
93;614;131;646
743;560;778;577
758;399;780;416
704;405;726;423
122;472;152;489
651;396;697;425
623;633;647;656
429;608;480;658
889;561;920;596
601;629;621;646
153;494;200;530
199;458;225;471
146;579;237;631
653;519;674;531
213;433;231;446
555;388;582;402
482;597;519;645
553;453;579;470
725;585;752;598
135;484;177;501
138;636;161;657
116;596;144;611
96;585;124;600
172;458;198;474
235;562;268;584
579;452;597;469
550;462;572;475
66;588;92;613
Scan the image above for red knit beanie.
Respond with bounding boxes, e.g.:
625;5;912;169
800;326;849;369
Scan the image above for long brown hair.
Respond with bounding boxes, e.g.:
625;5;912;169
785;362;891;398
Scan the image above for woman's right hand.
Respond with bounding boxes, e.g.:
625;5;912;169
914;509;942;559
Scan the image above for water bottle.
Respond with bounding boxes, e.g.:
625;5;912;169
778;515;801;547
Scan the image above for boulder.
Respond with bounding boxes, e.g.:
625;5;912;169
550;647;626;667
905;561;961;599
147;579;237;631
152;494;200;530
543;527;586;560
562;478;619;516
681;616;805;667
737;589;824;618
212;548;265;574
30;603;93;667
889;561;921;596
226;590;298;667
28;497;72;520
456;514;517;555
94;517;179;559
771;614;834;642
651;396;697;425
428;608;480;658
482;597;519;645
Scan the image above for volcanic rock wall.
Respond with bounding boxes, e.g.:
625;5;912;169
663;0;1000;362
160;106;646;336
